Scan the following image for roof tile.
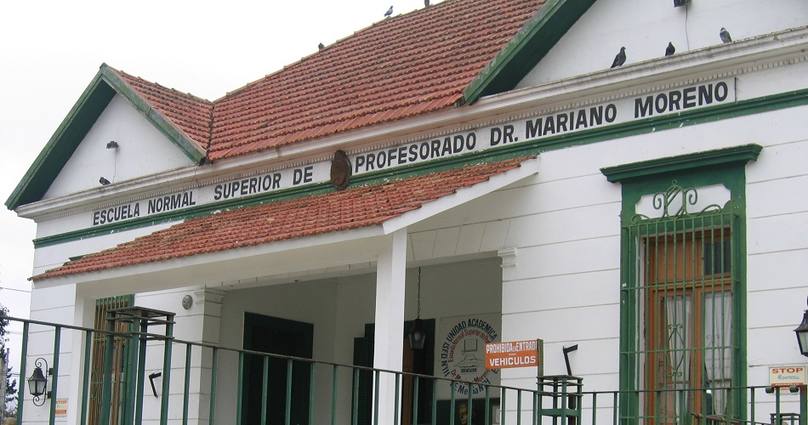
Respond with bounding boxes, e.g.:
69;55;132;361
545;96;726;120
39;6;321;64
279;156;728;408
115;72;213;152
109;0;543;161
34;157;531;280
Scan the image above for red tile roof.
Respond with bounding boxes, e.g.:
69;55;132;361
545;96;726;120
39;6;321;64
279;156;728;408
116;71;213;152
111;0;544;161
33;157;531;281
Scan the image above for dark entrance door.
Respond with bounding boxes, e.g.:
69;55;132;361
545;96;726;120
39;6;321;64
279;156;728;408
242;312;314;425
352;320;435;425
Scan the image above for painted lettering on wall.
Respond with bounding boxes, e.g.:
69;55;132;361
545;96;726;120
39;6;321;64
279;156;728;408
93;202;140;226
353;133;476;174
213;173;282;201
86;79;735;229
634;81;729;118
148;191;196;214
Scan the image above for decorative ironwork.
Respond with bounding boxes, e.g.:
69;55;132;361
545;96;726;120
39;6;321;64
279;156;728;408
633;180;726;222
30;357;50;406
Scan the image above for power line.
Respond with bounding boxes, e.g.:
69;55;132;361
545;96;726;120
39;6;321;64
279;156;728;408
0;286;31;294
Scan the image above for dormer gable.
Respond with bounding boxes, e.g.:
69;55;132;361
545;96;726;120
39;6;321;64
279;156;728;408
515;0;808;88
42;93;199;199
5;64;208;209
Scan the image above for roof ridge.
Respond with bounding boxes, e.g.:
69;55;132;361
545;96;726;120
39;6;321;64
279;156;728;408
205;102;215;161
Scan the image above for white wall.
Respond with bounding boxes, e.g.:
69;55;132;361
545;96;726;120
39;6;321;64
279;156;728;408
43;94;193;199
518;0;808;87
408;85;808;424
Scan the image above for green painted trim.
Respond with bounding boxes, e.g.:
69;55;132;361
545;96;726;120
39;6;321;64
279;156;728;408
31;85;808;248
462;0;596;104
615;162;752;423
5;72;114;210
98;65;207;164
5;64;206;211
601;144;762;183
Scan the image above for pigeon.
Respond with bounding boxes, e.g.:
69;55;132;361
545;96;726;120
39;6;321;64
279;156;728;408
99;177;111;186
720;27;732;43
424;0;430;6
611;47;626;68
318;43;325;50
384;5;393;18
665;42;676;57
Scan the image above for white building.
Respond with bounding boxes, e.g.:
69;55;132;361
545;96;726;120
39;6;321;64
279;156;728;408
6;0;808;424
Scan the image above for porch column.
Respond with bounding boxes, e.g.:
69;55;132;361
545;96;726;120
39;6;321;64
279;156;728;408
66;289;93;425
372;228;408;424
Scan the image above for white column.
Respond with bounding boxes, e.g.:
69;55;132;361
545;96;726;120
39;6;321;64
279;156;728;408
195;288;224;425
66;289;93;425
372;228;408;425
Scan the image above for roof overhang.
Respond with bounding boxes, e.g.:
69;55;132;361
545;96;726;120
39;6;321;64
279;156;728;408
33;157;539;292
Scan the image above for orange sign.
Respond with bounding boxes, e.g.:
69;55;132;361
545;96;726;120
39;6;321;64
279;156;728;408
55;398;68;417
485;339;542;370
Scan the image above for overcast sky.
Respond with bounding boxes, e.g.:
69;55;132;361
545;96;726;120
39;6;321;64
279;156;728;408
0;0;437;387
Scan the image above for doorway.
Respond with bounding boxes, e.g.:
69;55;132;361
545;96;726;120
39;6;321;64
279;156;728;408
352;320;436;425
242;312;314;425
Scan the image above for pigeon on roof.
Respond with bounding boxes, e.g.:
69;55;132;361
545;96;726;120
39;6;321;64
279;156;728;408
318;43;325;50
720;27;732;43
665;42;676;56
384;5;393;17
611;47;626;68
425;0;430;6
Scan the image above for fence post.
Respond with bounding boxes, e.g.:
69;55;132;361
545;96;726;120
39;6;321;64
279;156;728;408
159;318;174;425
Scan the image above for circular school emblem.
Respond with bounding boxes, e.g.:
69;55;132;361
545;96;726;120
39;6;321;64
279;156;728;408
439;317;498;396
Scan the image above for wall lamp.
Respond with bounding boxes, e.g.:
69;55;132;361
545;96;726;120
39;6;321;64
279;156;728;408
795;296;808;357
408;267;427;350
27;358;52;406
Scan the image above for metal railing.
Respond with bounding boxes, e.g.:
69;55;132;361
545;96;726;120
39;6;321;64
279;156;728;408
5;315;807;425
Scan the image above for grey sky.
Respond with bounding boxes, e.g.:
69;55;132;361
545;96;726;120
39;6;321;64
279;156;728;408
0;0;437;386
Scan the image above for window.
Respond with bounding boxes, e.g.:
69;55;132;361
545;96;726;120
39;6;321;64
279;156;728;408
88;295;134;425
602;144;760;425
622;182;742;425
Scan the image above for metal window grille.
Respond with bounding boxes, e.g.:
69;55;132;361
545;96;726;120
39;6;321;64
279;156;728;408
88;295;133;425
621;182;741;425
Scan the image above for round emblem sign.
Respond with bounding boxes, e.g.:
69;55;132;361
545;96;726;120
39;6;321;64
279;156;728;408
439;317;498;396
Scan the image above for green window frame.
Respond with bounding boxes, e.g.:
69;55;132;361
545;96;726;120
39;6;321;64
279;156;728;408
602;144;761;425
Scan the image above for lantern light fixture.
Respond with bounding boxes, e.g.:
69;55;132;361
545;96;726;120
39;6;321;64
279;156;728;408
408;267;427;350
794;296;808;357
27;358;51;406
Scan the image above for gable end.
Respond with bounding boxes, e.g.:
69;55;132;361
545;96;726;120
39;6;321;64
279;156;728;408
5;64;207;210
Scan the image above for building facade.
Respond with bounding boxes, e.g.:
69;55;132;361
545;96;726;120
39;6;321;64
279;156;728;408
6;0;808;424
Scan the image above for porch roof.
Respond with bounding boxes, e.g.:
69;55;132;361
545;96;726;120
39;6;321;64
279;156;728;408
33;156;537;282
